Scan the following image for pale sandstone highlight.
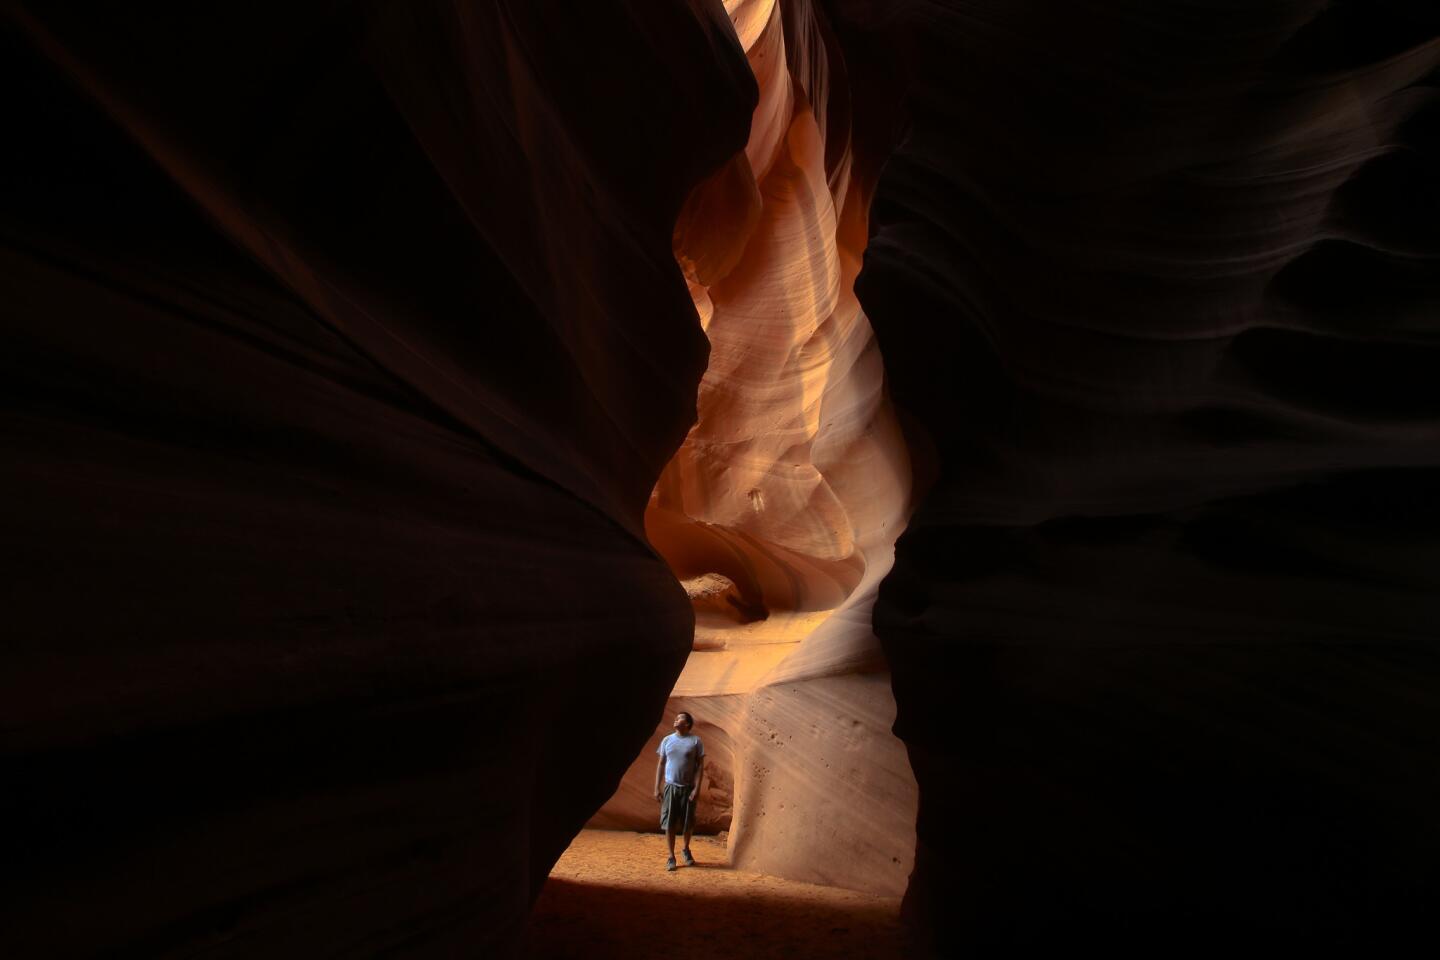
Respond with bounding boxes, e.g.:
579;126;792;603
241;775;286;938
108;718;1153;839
590;0;917;898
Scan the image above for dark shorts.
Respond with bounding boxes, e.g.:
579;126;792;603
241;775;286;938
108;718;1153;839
660;782;696;833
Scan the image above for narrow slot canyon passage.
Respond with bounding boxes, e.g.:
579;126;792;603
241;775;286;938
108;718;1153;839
529;0;919;951
7;1;1439;955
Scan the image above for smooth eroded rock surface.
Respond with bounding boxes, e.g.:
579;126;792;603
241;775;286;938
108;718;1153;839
590;0;918;898
8;0;1438;953
835;0;1440;950
1;3;753;956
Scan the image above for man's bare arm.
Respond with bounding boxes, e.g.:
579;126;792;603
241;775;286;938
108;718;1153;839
654;755;665;800
691;762;704;804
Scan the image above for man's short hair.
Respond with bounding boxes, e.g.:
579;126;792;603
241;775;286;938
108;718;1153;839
677;711;694;727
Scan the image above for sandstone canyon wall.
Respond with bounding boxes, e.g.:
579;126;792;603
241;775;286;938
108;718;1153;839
4;0;1439;955
1;4;754;956
589;0;919;898
832;0;1440;951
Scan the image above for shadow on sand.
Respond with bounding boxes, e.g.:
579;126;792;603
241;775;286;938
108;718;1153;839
523;876;911;959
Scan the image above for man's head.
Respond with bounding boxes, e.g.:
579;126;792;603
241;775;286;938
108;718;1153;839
673;711;694;734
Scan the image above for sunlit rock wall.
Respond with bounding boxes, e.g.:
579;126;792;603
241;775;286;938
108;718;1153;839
832;0;1440;951
590;0;918;898
10;0;1434;953
0;3;753;956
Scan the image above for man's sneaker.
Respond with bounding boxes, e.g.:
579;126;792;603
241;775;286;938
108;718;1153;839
665;856;677;872
681;849;695;866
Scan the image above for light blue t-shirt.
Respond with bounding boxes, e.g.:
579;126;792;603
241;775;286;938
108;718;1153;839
657;732;704;786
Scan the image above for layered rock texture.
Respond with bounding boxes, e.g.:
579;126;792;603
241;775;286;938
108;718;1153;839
589;0;918;898
6;0;1440;955
833;0;1440;951
2;3;753;956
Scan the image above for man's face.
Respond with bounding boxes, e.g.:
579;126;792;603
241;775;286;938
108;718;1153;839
673;713;692;734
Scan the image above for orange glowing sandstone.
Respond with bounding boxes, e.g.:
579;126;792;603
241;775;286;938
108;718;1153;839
591;0;917;898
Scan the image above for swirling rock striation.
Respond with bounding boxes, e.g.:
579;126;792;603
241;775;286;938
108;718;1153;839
7;0;1439;953
591;0;919;897
1;3;752;956
834;0;1440;951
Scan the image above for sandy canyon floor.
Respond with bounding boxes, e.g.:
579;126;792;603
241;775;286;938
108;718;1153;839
524;830;908;959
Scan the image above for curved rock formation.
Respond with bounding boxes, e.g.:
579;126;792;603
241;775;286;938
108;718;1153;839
833;0;1440;951
1;3;753;956
7;0;1438;953
591;0;918;898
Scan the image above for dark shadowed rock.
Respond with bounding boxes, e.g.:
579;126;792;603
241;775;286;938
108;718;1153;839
0;3;752;955
835;0;1440;951
5;0;1440;954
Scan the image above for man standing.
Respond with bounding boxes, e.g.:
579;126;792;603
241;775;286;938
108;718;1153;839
653;711;705;871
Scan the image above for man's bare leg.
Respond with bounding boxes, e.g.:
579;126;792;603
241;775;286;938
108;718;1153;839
665;817;678;869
